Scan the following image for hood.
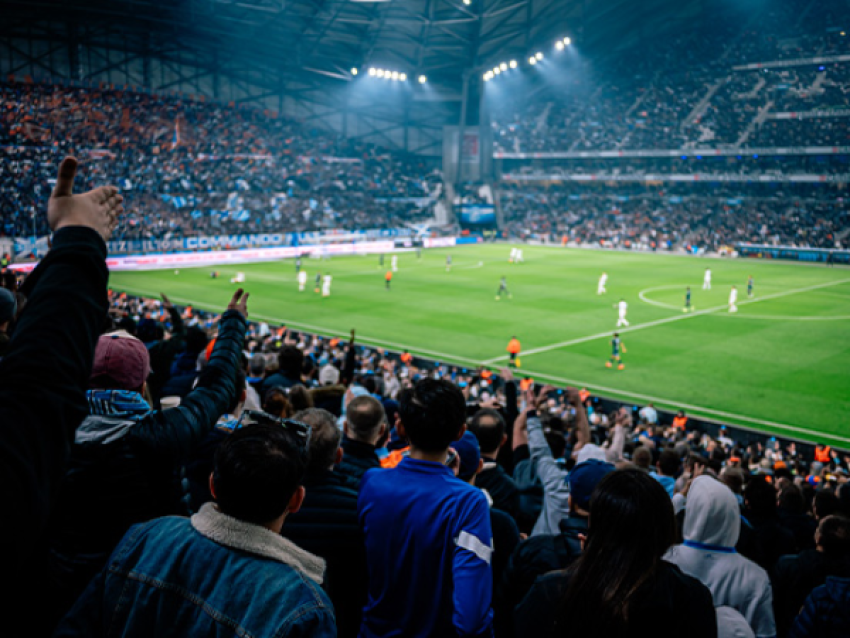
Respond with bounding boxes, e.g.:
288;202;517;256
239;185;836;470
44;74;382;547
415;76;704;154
683;476;740;548
824;576;850;606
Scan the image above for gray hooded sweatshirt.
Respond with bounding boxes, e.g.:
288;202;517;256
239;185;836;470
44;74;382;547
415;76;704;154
665;476;776;638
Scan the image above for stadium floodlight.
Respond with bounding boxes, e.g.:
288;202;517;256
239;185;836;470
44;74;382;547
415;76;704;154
376;68;385;77
499;62;508;71
529;56;537;65
535;52;543;60
509;60;517;68
463;0;471;4
351;67;358;75
556;41;564;51
483;73;490;81
391;71;399;80
563;37;571;45
368;67;376;76
418;75;427;84
494;67;501;75
400;73;407;81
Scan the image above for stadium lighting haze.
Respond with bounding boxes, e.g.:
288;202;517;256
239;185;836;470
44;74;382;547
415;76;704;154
418;75;427;84
376;69;385;77
351;67;358;75
535;52;543;60
529;56;537;65
391;71;399;80
509;60;517;68
368;67;376;76
499;62;507;71
556;41;564;51
399;73;407;81
563;37;571;45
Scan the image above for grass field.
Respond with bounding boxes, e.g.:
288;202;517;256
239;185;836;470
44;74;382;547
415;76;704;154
110;245;850;447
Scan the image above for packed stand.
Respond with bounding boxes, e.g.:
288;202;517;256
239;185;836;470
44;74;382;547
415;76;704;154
0;80;442;242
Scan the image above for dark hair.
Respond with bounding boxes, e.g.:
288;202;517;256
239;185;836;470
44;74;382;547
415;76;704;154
294;408;341;472
744;475;778;517
778;484;805;514
555;470;676;637
657;450;680;477
545;429;567;460
346;395;386;441
838;483;850;519
225;368;246;415
185;326;209;355
212;423;307;524
288;385;314;413
277;346;304;379
632;446;652;470
814;490;839;520
468;408;506;455
249;354;266;377
263;386;292;418
721;467;745;494
818;515;850;557
398;378;466;453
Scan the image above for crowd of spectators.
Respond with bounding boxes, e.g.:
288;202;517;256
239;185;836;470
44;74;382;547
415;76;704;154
2;156;850;637
1;80;441;241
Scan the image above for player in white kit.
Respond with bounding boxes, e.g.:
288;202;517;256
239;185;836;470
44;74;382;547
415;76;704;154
703;268;712;290
392;255;398;272
322;274;332;297
231;272;245;284
298;270;307;292
509;247;517;263
728;285;738;313
515;249;524;263
598;272;608;295
616;299;629;327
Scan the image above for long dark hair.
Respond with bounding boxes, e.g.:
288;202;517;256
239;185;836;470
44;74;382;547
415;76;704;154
553;469;676;637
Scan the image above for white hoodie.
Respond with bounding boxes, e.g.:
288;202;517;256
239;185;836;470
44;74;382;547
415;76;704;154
665;476;776;638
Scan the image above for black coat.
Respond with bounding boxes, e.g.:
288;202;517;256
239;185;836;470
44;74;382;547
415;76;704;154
282;468;366;638
477;462;521;522
339;436;381;484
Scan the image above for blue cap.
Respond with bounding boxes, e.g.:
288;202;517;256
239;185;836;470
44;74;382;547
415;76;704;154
453;431;481;481
568;459;616;510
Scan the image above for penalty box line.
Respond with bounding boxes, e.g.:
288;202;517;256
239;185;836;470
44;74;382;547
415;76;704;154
483;277;850;365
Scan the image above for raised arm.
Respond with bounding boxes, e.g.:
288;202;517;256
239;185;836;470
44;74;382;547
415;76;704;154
566;386;590;457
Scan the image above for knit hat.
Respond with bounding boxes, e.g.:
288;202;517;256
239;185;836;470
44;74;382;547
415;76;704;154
90;330;151;390
319;364;340;386
453;431;481;481
576;443;607;464
568;459;616;511
0;288;17;324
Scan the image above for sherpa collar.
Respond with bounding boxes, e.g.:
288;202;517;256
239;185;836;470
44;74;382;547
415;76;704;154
191;503;325;584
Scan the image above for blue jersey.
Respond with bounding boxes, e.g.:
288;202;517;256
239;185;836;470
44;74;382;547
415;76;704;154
358;457;494;638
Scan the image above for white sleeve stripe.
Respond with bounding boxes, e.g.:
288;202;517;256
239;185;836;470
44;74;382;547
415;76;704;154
456;531;493;564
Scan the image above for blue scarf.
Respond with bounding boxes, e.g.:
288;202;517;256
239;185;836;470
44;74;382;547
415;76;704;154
86;389;151;417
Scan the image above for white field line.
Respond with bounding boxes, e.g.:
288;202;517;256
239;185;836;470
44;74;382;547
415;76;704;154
111;283;850;446
483;277;850;364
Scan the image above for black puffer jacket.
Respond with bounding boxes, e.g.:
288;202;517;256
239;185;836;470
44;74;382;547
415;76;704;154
45;309;246;628
789;576;850;638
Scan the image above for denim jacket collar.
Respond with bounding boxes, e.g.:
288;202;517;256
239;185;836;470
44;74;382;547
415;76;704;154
191;503;325;584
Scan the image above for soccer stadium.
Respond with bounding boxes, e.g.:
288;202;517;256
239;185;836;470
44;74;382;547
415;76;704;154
1;0;849;636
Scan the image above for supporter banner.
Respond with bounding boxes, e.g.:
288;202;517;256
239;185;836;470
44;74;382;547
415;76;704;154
736;244;850;264
770;109;850;120
502;172;850;184
494;146;850;160
13;236;50;259
733;54;850;71
459;204;496;226
423;237;457;248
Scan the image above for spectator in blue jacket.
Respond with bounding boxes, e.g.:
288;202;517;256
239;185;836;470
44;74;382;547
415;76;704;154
55;420;336;637
358;378;494;638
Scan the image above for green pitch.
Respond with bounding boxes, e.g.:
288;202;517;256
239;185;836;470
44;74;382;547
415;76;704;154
110;245;850;447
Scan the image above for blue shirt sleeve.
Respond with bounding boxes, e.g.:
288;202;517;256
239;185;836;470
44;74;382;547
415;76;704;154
452;489;494;638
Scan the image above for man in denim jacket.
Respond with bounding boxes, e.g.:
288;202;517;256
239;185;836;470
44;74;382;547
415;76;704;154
55;421;336;637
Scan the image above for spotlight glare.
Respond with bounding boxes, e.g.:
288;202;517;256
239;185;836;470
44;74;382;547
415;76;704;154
494;67;501;75
368;67;376;76
463;0;471;4
535;52;543;60
509;60;517;68
391;70;399;80
564;36;571;45
499;62;507;71
529;56;536;65
351;67;358;75
418;75;427;84
555;41;564;51
376;69;385;77
400;73;407;81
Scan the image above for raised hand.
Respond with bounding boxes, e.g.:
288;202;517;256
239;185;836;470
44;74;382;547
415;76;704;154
48;157;123;241
227;288;250;318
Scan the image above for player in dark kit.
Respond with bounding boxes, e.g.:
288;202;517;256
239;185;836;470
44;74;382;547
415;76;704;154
295;256;302;273
314;271;322;294
747;275;754;297
606;333;627;370
495;276;511;300
683;286;694;313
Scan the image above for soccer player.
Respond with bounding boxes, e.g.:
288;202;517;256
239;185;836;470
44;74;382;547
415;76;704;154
507;336;521;368
728;285;738;313
509;247;517;263
314;271;322;294
297;269;307;292
230;272;245;284
703;268;711;290
515;249;524;263
606;333;627;370
385;270;392;290
392;255;398;272
747;275;754;298
295;256;302;273
616;298;629;327
446;254;452;272
379;253;384;268
322;274;332;298
683;286;694;313
496;276;511;300
598;272;608;295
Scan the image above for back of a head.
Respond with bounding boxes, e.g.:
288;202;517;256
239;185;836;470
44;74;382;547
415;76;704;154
294;408;341;473
744;475;778;518
657;449;681;477
263;386;292;418
212;423;307;525
468;408;505;456
278;346;304;379
185;326;209;355
817;515;850;558
288;385;314;413
249;354;266;378
632;446;652;470
398;378;466;453
557;469;676;636
838;483;850;518
346;395;386;442
778;484;805;514
814;490;839;520
684;475;741;547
